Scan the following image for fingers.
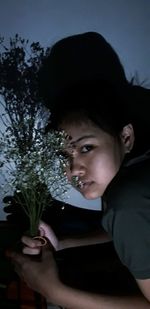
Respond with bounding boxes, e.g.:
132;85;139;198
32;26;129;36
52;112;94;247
23;246;41;255
39;220;50;235
10;244;54;265
20;220;57;256
39;227;45;237
39;221;58;250
21;236;42;255
22;236;42;247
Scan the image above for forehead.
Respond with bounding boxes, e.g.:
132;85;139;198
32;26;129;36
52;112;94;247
61;118;96;136
61;119;109;147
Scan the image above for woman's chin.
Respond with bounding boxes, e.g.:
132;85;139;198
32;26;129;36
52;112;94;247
81;190;100;200
78;182;103;199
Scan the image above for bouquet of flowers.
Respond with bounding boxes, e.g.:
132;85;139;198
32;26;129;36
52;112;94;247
0;118;68;236
0;35;69;237
0;122;69;237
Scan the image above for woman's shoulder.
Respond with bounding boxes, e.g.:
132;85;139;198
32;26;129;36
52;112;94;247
103;153;150;211
127;84;150;154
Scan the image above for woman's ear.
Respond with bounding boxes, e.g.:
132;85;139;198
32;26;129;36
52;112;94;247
120;124;135;153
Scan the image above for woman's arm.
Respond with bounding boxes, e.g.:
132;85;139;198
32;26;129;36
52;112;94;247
38;220;111;252
59;228;111;250
10;245;150;309
51;283;150;309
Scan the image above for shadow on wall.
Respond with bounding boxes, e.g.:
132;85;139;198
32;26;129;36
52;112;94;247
57;186;101;211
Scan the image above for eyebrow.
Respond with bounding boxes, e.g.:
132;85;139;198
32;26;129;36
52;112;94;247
70;135;95;145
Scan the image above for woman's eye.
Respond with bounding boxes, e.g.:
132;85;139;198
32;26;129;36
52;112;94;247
81;145;93;153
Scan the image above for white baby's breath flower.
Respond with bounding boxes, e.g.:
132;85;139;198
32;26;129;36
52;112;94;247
0;120;69;236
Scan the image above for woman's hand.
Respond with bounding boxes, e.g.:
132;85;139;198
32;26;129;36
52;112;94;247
22;220;60;255
8;221;63;301
10;243;61;302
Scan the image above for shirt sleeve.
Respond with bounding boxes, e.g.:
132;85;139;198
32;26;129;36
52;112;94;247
111;206;150;279
102;156;150;279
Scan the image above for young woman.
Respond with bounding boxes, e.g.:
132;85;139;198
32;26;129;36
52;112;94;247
10;32;150;308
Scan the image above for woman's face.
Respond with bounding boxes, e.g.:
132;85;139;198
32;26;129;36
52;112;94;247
60;118;129;199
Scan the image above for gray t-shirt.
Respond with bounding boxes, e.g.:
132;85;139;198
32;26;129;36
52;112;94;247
102;153;150;279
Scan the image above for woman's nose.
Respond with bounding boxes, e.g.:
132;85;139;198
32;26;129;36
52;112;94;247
66;157;85;181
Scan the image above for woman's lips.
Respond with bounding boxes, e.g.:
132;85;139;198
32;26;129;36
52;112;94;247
71;176;93;192
78;181;93;192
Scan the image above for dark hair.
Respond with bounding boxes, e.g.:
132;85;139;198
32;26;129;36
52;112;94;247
38;31;129;107
39;31;150;155
48;79;131;137
46;79;150;157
